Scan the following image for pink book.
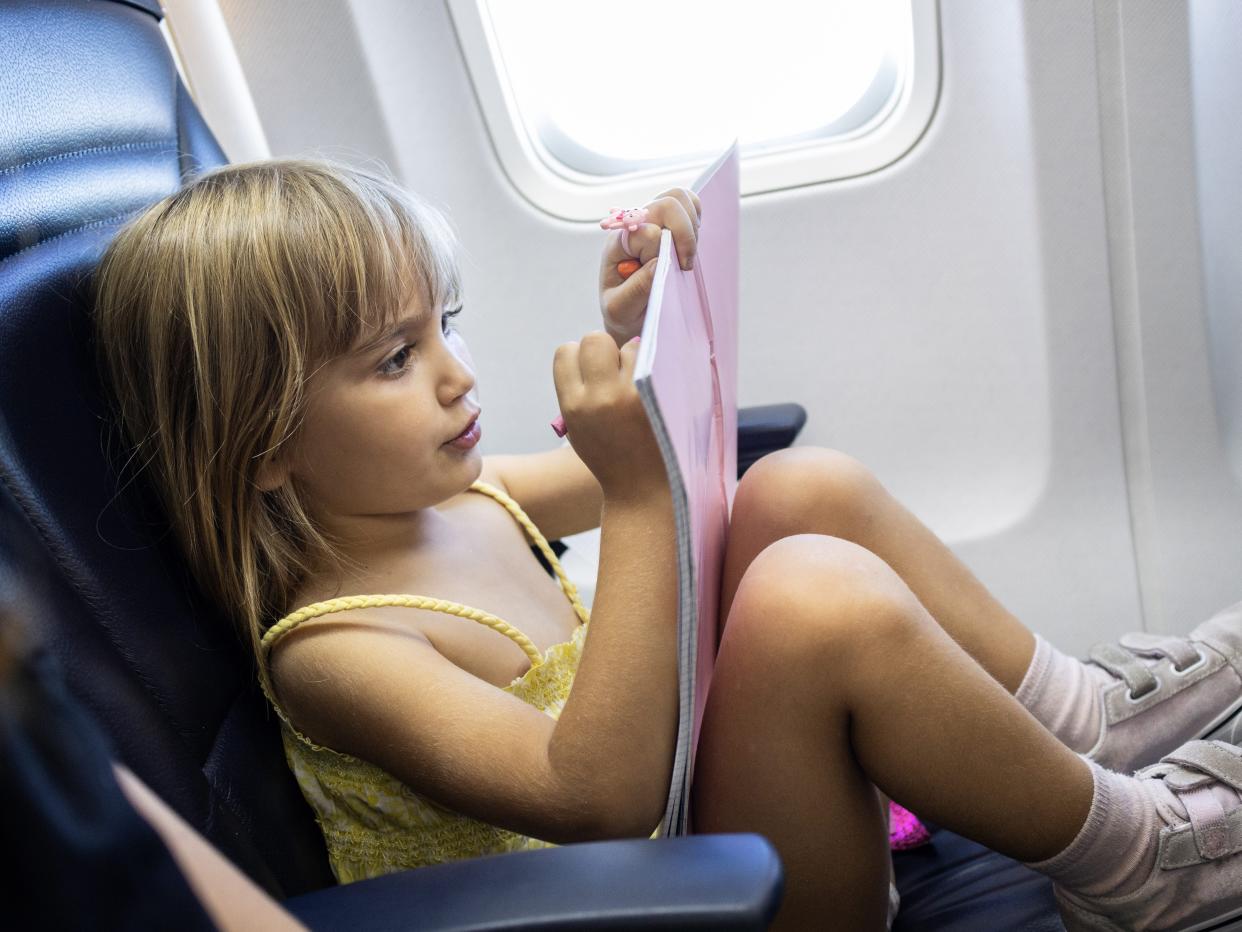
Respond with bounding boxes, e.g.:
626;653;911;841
633;145;739;835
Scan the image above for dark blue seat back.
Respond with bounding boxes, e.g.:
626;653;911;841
0;0;334;896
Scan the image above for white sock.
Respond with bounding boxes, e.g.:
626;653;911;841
1015;634;1112;755
1030;759;1242;899
1027;762;1156;896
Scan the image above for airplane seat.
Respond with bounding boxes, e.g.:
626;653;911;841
0;0;345;898
0;0;1059;928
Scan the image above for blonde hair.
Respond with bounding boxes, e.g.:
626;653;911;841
95;159;461;691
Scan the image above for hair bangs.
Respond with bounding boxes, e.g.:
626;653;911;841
286;166;463;363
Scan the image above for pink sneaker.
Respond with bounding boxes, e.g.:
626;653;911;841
1085;603;1242;773
1056;740;1242;931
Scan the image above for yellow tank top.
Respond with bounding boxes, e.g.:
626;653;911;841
259;480;591;884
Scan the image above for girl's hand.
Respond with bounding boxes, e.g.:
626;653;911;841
598;188;702;346
553;331;664;500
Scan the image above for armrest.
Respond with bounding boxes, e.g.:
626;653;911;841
737;403;807;478
283;834;782;931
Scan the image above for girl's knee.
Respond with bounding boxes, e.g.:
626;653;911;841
734;447;886;538
725;533;921;669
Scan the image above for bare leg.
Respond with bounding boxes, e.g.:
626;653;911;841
722;448;1035;692
694;533;1093;929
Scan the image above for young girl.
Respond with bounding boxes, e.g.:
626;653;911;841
94;159;1242;931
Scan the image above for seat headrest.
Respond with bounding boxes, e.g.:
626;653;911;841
0;0;334;896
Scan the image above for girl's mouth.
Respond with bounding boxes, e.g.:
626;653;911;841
445;415;481;450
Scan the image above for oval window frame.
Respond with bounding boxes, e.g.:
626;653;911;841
446;0;942;220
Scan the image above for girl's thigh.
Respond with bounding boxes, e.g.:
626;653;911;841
694;533;896;929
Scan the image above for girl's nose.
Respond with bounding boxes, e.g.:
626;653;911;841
438;332;477;405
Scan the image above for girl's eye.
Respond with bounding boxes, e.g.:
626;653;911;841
441;305;462;336
379;307;461;377
380;345;413;377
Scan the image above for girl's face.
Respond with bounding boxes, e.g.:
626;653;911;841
283;293;482;525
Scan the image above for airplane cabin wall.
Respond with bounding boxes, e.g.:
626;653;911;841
215;0;1242;655
1194;2;1242;484
1094;0;1242;639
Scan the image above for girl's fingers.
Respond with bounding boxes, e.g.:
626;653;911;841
552;341;584;401
600;228;661;276
644;195;697;270
600;255;658;346
618;334;642;380
614;256;659;303
599;186;703;290
577;331;622;383
654;187;702;232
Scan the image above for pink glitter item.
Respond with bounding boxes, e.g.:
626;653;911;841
888;801;931;850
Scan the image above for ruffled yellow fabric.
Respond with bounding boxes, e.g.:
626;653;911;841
261;480;591;884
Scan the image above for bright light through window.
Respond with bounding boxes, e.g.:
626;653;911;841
483;0;913;177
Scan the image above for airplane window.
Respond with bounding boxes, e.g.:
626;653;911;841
448;0;940;219
487;0;906;172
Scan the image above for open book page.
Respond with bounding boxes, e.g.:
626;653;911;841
634;144;740;836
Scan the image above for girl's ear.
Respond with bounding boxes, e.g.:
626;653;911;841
255;456;290;493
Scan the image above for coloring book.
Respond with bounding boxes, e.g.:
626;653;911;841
632;144;740;835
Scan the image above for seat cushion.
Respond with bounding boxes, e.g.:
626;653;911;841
893;826;1061;931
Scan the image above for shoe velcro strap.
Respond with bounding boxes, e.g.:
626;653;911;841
1161;741;1242;792
1117;632;1203;671
1156;742;1242;868
1182;785;1231;860
1160;804;1242;868
1089;642;1159;698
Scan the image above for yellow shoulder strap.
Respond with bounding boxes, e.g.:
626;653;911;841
261;593;544;666
260;480;588;686
258;481;591;749
259;594;544;754
467;480;590;626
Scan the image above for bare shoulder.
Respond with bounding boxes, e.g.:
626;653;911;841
268;612;451;750
270;613;433;704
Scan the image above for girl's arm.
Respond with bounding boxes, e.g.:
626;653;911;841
271;334;678;842
473;187;700;542
112;765;307;931
482;445;604;540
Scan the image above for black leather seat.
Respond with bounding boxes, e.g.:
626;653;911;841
0;0;1061;927
0;0;333;894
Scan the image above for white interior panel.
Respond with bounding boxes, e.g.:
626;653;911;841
1096;0;1242;635
214;0;1242;655
1191;0;1242;491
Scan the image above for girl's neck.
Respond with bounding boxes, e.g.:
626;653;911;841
325;504;452;565
299;503;460;601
